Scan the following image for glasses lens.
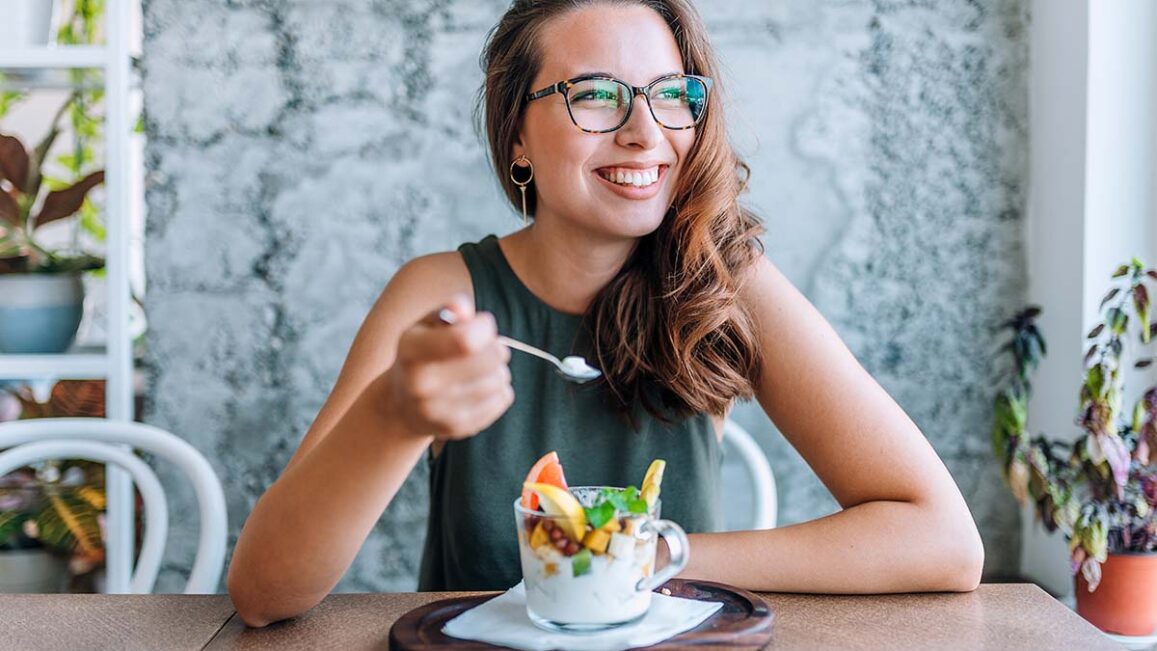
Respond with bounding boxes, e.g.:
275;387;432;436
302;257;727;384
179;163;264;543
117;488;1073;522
649;77;708;128
567;78;630;131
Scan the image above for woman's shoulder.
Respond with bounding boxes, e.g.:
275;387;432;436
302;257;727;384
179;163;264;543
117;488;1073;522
736;254;791;308
375;249;473;320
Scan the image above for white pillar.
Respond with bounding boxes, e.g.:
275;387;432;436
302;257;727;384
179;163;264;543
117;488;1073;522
103;0;137;594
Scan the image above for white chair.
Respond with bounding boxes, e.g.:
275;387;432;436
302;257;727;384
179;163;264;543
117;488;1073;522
0;418;227;594
722;418;777;530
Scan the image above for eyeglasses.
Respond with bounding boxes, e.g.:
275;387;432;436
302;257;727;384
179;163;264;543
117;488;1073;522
524;73;713;134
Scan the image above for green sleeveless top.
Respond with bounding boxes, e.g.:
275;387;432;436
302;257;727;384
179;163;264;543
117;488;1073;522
416;235;722;591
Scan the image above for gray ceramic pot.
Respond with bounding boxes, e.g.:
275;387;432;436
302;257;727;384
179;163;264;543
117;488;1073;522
0;549;70;593
0;273;86;354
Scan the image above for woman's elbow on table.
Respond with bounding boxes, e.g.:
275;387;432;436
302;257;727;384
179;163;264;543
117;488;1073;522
939;522;985;593
227;564;322;628
227;571;277;628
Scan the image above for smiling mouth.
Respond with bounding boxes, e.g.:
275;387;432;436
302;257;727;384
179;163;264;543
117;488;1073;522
595;165;667;189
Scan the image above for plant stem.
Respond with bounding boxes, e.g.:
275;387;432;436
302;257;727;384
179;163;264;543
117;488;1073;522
26;92;80;201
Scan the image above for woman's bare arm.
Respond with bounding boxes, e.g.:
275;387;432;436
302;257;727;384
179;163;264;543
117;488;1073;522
677;256;984;593
227;252;502;626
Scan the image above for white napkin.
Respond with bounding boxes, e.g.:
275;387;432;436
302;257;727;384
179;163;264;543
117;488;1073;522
441;581;723;651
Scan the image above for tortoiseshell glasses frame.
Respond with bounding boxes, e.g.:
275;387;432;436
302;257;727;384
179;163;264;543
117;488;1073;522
524;73;713;134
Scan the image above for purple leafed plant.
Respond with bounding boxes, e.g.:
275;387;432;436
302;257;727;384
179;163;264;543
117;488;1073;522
993;259;1157;592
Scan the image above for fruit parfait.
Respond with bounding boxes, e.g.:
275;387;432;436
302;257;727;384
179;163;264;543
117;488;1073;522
513;452;690;632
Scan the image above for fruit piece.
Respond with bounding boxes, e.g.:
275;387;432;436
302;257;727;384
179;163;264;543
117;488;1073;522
608;532;635;560
599;517;622;533
640;484;660;508
572;548;593;577
521;451;570;510
524;482;586;541
583;529;611;554
640;459;666;507
641;459;665;492
529;521;550;549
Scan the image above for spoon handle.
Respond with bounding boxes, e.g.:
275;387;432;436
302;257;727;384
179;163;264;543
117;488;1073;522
436;309;564;370
497;336;564;369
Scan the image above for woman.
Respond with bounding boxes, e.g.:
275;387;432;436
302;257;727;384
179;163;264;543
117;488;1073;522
228;0;984;627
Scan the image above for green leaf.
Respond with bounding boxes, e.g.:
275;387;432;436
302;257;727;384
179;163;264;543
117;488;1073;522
571;548;592;577
1029;325;1048;357
1108;308;1129;335
583;501;615;530
600;486;640;514
1086;364;1106;398
78;199;105;242
1089;518;1109;562
1084;344;1098;367
0;509;29;547
1113;264;1131;278
627;498;649;514
1135;284;1151;343
0;71;26;118
36;488;103;559
1101;287;1121;309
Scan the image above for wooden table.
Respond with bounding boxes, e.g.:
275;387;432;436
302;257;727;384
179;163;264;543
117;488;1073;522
0;584;1123;650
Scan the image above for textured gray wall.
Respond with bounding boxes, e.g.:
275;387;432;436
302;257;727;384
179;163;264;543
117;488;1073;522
141;0;1028;592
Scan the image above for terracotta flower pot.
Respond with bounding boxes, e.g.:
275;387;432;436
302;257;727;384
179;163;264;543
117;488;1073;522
1075;552;1157;636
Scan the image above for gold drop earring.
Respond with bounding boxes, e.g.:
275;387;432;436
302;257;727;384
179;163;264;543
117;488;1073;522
510;156;534;226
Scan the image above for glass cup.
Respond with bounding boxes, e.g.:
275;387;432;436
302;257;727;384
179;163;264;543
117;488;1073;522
513;486;690;632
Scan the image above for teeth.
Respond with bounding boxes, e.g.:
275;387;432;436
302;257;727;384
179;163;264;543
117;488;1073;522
598;166;661;188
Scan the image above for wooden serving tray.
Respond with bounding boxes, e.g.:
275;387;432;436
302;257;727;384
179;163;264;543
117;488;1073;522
389;578;774;650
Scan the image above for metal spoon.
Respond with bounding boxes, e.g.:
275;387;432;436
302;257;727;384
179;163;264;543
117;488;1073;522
437;309;601;384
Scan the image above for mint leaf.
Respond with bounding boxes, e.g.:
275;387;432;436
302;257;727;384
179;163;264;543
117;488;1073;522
572;548;592;577
583;501;616;530
601;486;638;513
627;498;649;514
601;490;625;513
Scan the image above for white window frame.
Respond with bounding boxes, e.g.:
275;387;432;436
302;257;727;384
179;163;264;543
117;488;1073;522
1023;0;1157;597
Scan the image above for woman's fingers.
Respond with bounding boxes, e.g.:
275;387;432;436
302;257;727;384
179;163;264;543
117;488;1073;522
440;381;516;440
399;306;496;364
385;296;514;440
413;358;513;438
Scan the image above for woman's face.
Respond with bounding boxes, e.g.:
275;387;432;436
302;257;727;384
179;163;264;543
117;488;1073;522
516;4;697;241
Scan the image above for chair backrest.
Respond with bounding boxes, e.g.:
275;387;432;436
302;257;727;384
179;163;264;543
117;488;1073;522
722;418;777;530
0;418;227;594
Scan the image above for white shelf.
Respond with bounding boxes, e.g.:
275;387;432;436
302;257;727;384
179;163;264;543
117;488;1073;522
0;0;141;594
0;349;109;381
0;46;108;69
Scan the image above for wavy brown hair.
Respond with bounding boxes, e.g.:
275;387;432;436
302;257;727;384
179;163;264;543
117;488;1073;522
476;0;765;423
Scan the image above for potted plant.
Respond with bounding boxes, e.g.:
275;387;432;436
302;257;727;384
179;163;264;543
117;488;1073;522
0;0;59;48
992;258;1157;636
0;380;110;593
0;100;105;354
0;462;106;593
